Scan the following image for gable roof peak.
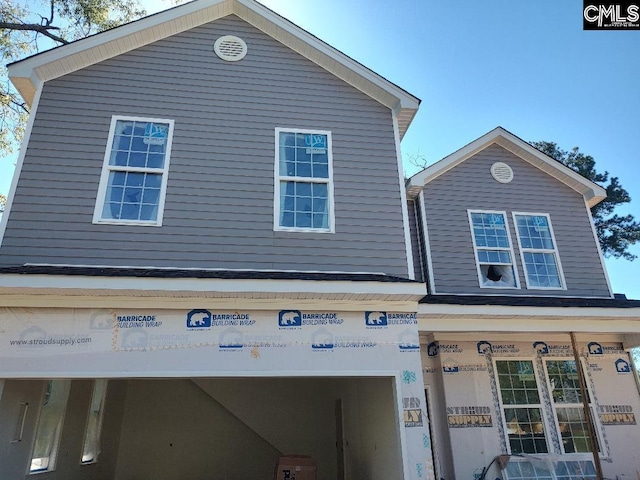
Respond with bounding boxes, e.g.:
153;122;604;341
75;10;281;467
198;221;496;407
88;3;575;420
8;0;419;137
406;126;607;207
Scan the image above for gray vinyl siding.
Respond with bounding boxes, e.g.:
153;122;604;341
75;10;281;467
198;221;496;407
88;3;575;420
423;144;611;297
0;16;410;276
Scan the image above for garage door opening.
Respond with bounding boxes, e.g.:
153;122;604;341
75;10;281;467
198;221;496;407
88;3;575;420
0;377;404;480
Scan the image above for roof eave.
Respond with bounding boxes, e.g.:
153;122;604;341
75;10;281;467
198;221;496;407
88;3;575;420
8;0;420;136
406;127;607;204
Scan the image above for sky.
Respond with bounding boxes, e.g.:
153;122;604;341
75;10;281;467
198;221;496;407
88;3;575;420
1;0;639;297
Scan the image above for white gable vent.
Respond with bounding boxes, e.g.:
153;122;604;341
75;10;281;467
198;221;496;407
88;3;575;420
214;35;247;62
490;162;514;183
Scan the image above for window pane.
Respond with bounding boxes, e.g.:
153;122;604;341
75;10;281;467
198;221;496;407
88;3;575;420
523;252;561;288
103;172;162;222
556;407;594;453
280;181;328;229
546;360;582;404
82;380;108;464
108;120;168;169
279;131;328;179
30;380;71;473
471;213;510;248
504;407;548;454
516;215;554;249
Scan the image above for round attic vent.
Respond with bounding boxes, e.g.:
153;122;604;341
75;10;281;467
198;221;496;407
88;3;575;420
214;35;247;61
490;162;514;183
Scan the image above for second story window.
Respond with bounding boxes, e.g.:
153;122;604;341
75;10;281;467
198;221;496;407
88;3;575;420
468;211;518;288
513;213;565;289
274;128;334;232
93;116;174;226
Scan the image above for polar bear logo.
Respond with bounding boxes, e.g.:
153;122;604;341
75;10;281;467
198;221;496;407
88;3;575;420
588;342;603;355
477;341;492;355
366;311;387;326
311;329;333;349
533;341;549;354
122;329;148;349
279;310;301;327
187;309;211;328
427;341;439;357
615;359;631;373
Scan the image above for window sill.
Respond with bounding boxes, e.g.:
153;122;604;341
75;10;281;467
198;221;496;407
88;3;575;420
92;219;162;227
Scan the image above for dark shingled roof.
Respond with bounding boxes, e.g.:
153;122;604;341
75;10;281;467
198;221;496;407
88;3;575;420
420;294;640;308
0;265;419;283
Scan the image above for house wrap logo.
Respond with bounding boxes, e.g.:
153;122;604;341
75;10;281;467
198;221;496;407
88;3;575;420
365;311;387;327
584;2;640;29
278;310;302;327
187;309;211;329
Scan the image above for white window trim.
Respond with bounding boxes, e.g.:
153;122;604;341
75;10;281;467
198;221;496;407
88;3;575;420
494;357;553;455
542;358;604;456
467;210;520;289
512;212;567;290
92;115;175;227
273;127;335;233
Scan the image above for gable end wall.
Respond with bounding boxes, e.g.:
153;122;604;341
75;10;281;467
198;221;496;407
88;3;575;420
0;16;409;277
422;144;611;297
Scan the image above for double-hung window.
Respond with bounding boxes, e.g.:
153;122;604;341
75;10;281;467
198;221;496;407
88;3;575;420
513;213;564;289
468;211;518;288
545;360;599;454
274;128;334;232
495;360;549;454
93;116;174;226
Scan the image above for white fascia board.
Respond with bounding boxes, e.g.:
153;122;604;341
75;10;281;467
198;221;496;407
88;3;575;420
418;303;640;321
406;127;607;205
0;274;426;297
419;315;640;334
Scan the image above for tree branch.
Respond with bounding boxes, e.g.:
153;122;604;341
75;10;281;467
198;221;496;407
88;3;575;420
0;23;68;44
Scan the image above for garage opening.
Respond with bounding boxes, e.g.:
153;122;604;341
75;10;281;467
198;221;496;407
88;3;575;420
0;377;404;480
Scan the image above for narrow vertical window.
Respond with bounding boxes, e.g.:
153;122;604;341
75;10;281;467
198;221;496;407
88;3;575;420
30;380;71;473
495;360;548;454
81;379;108;464
513;213;564;289
274;129;334;232
468;211;518;288
93;116;174;226
545;360;599;454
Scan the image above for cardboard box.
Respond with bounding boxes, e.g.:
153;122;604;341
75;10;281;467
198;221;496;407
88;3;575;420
273;455;317;480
